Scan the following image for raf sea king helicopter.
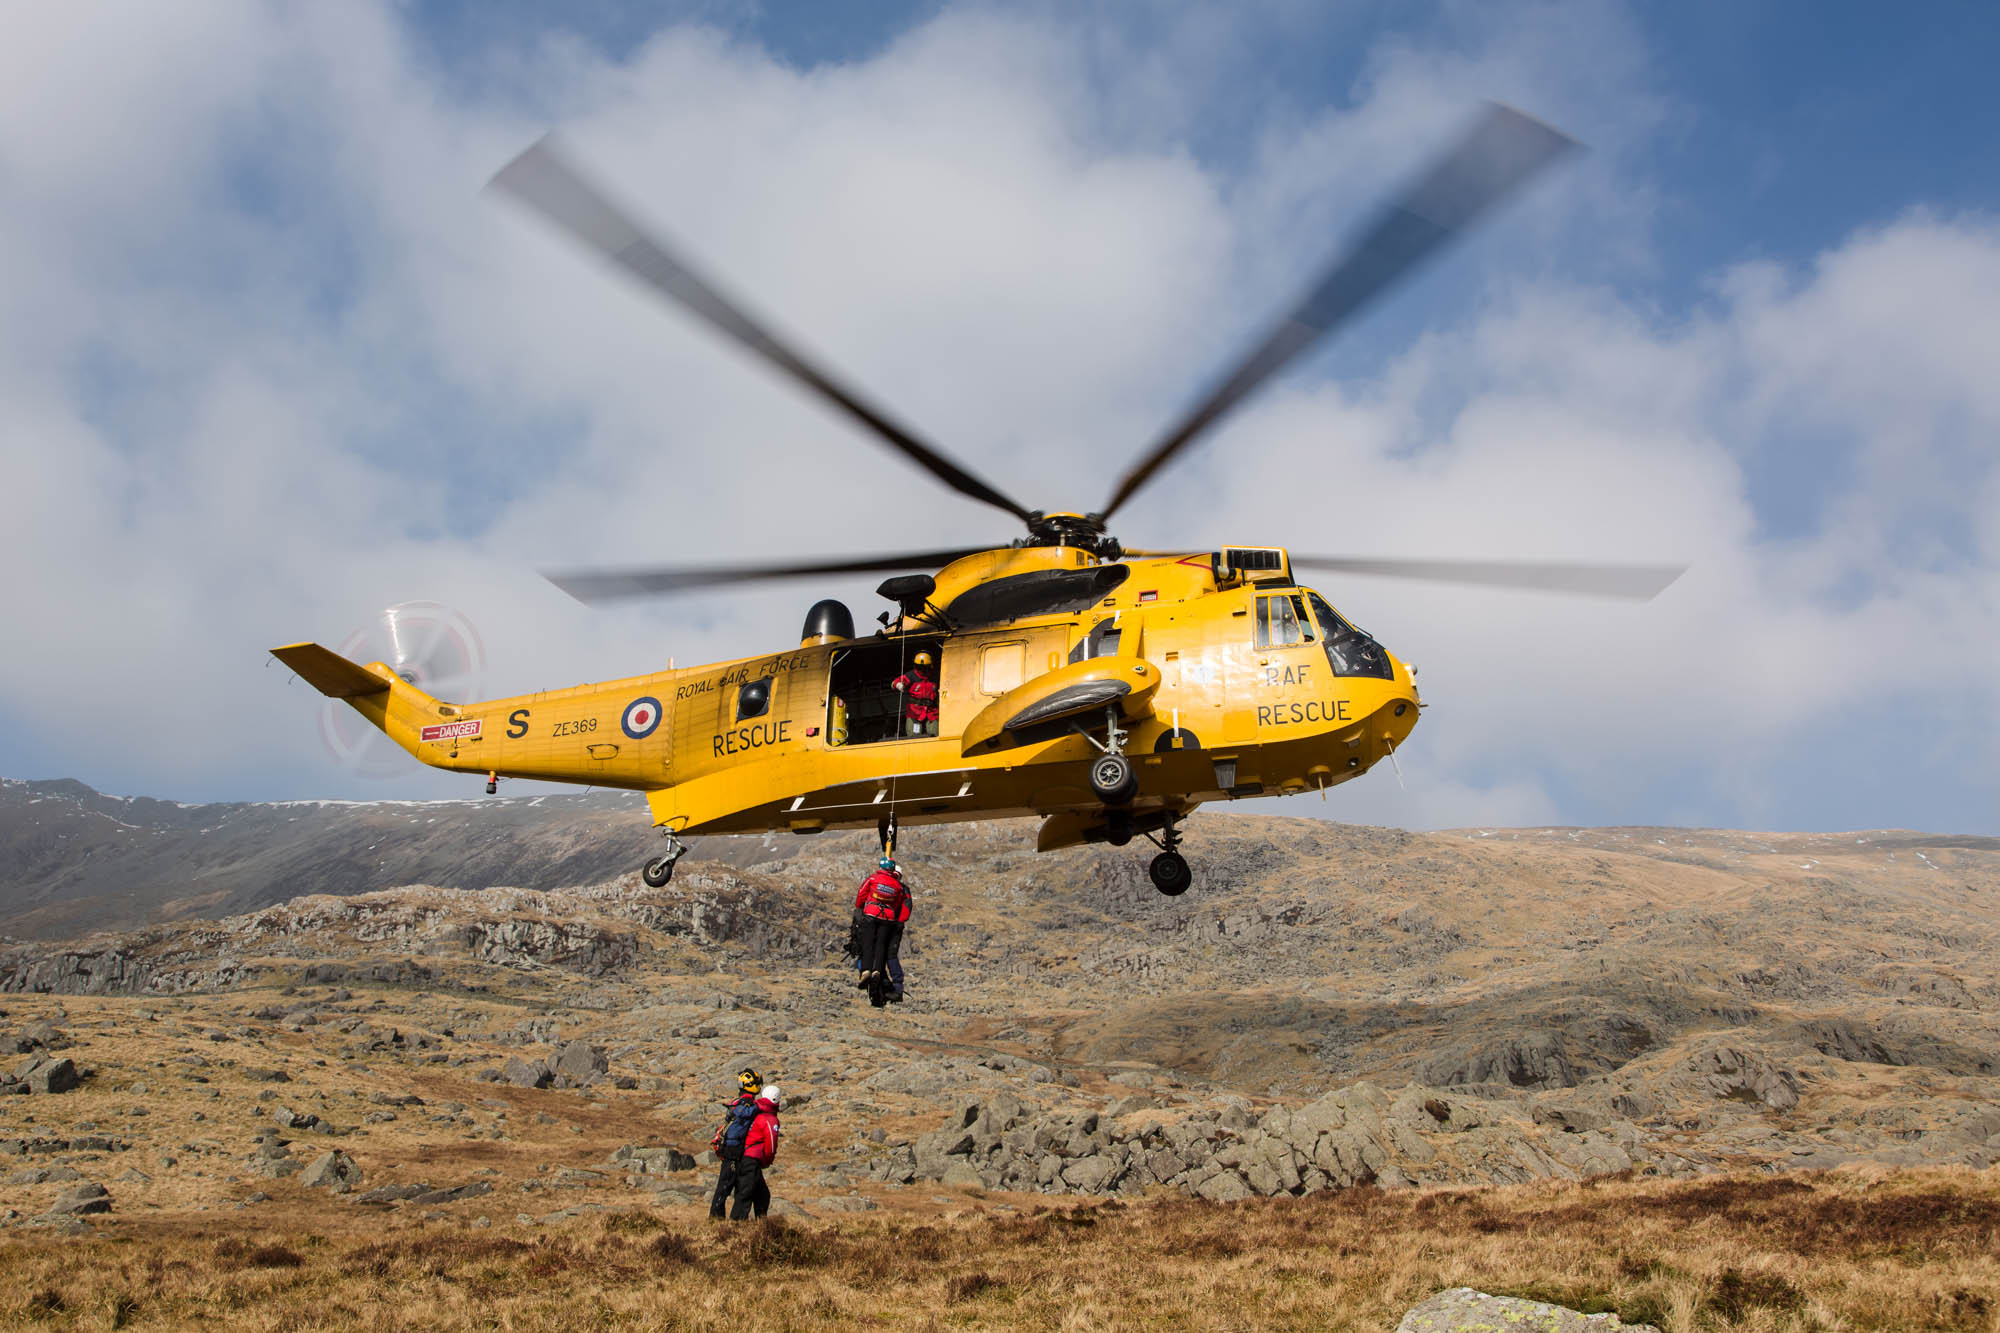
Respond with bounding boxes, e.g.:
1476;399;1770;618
273;106;1681;897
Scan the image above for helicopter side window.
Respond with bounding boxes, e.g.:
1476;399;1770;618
1255;595;1305;648
736;678;772;721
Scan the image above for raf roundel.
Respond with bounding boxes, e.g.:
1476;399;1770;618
621;696;663;740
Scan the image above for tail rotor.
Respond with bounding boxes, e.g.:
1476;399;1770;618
319;601;486;779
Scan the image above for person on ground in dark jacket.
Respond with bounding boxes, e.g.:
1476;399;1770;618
708;1068;761;1219
729;1084;782;1220
853;858;912;1006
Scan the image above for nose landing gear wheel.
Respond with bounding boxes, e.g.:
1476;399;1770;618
1089;752;1137;804
1149;851;1191;896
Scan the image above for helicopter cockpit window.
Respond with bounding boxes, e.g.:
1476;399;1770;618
1291;595;1317;642
736;678;772;721
1067;617;1123;664
1305;590;1394;680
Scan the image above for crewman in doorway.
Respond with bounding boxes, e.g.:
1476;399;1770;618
892;652;939;737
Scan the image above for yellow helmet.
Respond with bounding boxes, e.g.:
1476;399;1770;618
738;1068;761;1093
914;652;934;667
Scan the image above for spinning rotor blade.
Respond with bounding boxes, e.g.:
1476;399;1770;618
544;547;992;605
1100;104;1578;521
1288;555;1686;600
491;139;1036;524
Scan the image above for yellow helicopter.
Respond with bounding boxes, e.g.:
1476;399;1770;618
273;105;1681;897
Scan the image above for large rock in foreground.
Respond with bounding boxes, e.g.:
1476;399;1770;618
1396;1288;1660;1332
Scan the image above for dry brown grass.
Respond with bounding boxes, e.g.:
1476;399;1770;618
3;1167;1997;1331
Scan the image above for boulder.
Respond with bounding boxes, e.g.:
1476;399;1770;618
1395;1287;1659;1332
503;1056;554;1090
611;1145;697;1175
1533;1102;1617;1135
301;1150;363;1193
409;1182;492;1206
939;1161;984;1189
1060;1156;1117;1193
552;1041;608;1087
270;1106;328;1132
21;1020;64;1049
1194;1169;1251;1202
355;1182;432;1204
18;1057;80;1095
46;1183;111;1217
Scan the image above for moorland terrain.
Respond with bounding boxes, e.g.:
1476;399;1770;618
2;777;1998;1330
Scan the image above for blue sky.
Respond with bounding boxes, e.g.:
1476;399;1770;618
1;1;1996;836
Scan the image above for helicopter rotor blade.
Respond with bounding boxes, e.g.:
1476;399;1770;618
544;547;993;605
491;137;1037;525
1100;104;1578;521
1289;554;1686;600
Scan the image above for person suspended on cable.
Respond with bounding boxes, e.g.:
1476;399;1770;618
892;652;939;737
853;856;912;1006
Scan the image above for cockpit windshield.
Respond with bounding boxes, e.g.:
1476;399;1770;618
1303;590;1395;680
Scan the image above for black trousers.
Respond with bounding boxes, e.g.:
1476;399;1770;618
709;1153;740;1218
858;917;903;977
729;1160;770;1219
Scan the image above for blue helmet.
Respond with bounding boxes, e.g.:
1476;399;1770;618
879;857;898;873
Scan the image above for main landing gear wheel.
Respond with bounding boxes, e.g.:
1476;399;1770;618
642;829;689;887
1080;703;1137;804
1089;752;1137;804
1149;851;1191;896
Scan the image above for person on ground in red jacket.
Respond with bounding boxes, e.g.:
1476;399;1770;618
853;857;912;1006
891;652;939;737
728;1084;781;1220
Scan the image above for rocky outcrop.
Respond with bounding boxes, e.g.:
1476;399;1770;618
1682;1046;1799;1111
870;1082;1648;1198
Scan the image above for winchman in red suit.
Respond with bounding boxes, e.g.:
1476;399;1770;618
891;651;939;737
853;857;911;1006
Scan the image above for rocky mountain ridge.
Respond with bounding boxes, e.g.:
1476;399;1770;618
0;776;786;939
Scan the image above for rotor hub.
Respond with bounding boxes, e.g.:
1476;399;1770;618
1023;511;1120;559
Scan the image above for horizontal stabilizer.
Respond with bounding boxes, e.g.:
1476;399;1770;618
271;642;392;699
